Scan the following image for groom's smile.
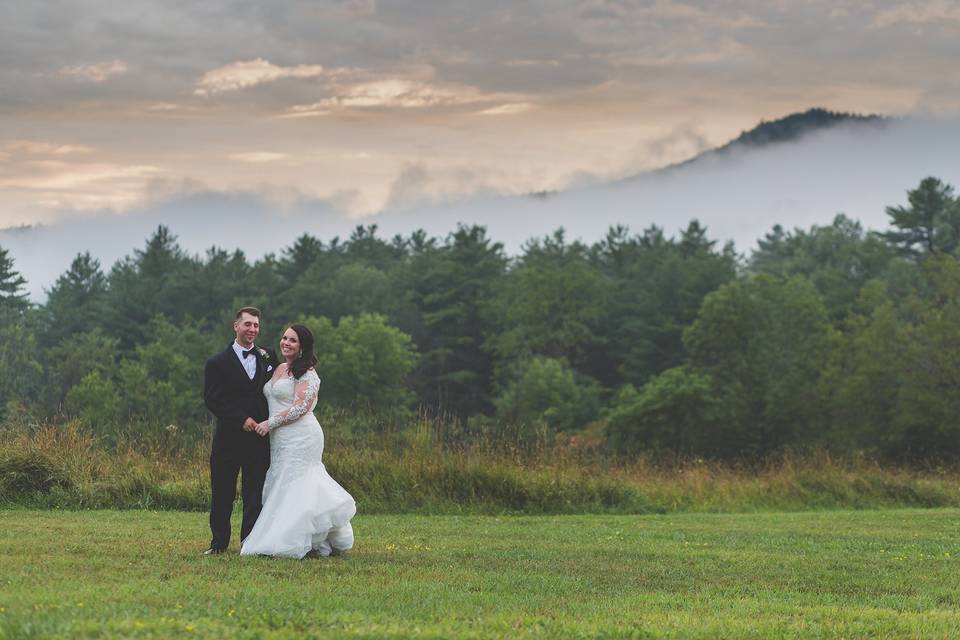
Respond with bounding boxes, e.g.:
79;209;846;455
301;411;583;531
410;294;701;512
234;311;260;348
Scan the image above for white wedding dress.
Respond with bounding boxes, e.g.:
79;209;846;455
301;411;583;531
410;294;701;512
240;369;356;558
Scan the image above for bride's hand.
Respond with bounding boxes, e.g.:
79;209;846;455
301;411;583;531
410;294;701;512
255;421;270;436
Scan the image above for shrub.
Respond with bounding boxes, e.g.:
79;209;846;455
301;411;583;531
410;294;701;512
0;450;73;494
495;357;600;436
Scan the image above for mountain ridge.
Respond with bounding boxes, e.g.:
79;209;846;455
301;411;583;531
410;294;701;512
657;107;888;174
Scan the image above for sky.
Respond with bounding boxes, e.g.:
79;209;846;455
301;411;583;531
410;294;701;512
3;1;960;296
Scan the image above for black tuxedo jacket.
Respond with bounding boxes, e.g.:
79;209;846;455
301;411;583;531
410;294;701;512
203;343;279;446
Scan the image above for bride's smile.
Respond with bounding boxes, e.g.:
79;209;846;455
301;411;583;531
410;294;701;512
279;328;300;362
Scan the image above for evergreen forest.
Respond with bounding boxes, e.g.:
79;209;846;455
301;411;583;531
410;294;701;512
3;176;960;462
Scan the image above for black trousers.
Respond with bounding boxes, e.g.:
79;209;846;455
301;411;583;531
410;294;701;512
209;438;270;550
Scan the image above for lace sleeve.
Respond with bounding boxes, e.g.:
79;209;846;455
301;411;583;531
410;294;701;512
267;370;320;430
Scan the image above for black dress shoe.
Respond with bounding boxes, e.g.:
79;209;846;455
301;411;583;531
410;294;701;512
203;547;226;555
303;549;321;559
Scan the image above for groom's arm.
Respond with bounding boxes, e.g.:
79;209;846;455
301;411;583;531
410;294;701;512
203;357;250;430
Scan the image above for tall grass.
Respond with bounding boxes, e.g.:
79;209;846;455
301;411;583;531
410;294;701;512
2;418;960;513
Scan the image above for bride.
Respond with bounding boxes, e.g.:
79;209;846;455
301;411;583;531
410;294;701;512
240;324;356;558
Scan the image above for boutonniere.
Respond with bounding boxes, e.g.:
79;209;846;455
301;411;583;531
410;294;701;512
257;347;268;360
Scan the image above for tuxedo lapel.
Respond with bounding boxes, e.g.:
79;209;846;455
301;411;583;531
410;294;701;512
254;346;264;384
255;346;277;387
224;344;255;386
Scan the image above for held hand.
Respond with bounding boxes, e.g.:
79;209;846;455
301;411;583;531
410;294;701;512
242;417;258;432
255;421;270;436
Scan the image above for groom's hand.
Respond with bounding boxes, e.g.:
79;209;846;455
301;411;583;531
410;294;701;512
242;417;257;431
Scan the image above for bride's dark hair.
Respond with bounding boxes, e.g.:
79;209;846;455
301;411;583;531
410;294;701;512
288;324;318;379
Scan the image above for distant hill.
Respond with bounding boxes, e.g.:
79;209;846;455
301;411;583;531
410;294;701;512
718;107;886;151
660;108;888;174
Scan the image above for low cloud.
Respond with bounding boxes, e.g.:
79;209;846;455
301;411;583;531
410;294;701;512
365;116;960;258
194;58;325;96
382;161;526;212
637;126;713;171
4;118;960;302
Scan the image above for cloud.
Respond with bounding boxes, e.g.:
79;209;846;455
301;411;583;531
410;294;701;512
57;60;128;82
382;161;513;211
871;1;960;28
0;160;162;212
147;102;189;112
194;58;325;96
227;152;288;163
320;79;475;108
475;102;534;116
342;0;376;17
287;78;528;113
637;126;713;170
279;105;332;118
606;37;757;68
5;140;94;155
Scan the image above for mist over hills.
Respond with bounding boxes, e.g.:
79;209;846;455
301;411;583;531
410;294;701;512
3;108;956;300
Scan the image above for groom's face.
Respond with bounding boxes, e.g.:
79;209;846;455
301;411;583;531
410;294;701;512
234;312;260;347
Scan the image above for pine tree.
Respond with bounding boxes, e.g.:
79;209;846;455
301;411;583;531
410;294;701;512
880;177;960;258
43;252;107;344
0;244;28;314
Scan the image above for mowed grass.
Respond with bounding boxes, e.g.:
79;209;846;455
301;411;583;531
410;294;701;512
1;509;959;639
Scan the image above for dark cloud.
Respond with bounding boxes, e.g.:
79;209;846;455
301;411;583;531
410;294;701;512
4;0;960;116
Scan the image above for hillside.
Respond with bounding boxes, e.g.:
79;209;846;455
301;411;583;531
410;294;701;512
658;107;887;174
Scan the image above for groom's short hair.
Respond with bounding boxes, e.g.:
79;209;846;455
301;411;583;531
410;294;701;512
235;306;261;320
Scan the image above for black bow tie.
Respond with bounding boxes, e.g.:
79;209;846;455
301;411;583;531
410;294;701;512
242;348;255;359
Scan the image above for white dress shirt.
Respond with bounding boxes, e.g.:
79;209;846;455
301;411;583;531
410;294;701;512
232;341;258;380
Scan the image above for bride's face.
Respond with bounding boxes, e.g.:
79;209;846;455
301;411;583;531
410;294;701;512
280;328;300;361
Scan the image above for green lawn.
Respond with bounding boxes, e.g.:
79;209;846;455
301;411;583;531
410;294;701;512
1;509;958;639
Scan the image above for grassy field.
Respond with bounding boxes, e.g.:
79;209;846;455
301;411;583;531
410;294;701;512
1;509;959;638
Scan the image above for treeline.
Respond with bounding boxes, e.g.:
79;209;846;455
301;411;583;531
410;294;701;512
2;176;960;461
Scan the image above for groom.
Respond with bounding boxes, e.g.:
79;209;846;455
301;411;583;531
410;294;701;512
202;306;279;554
